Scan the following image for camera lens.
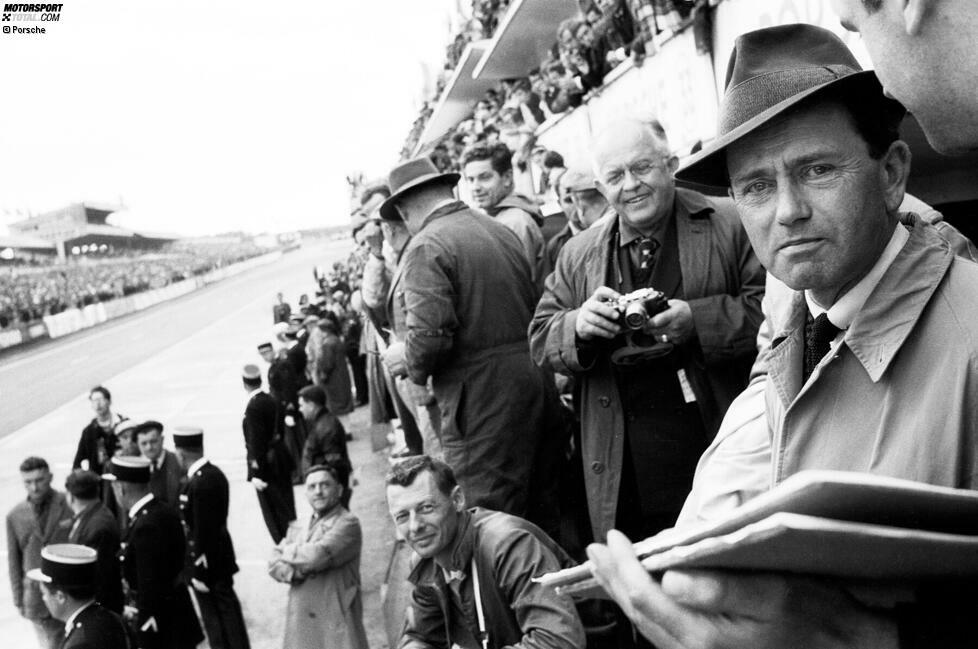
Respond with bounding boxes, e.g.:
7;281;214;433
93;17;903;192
624;303;648;329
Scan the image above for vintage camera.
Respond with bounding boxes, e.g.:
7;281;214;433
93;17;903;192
613;288;668;330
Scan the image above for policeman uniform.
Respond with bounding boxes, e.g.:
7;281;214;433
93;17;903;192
175;427;251;649
26;543;128;649
242;364;296;543
104;456;203;649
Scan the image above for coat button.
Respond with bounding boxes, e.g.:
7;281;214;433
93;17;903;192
591;461;605;474
598;396;610;407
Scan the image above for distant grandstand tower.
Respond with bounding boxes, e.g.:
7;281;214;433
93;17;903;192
8;202;176;260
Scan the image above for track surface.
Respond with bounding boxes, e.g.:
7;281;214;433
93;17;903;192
0;241;398;648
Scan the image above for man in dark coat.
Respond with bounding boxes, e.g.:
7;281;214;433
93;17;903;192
241;364;296;543
72;386;126;473
379;157;563;534
314;318;354;417
134;420;184;507
26;543;128;649
530;119;765;544
104;456;203;649
173;427;251;649
272;291;291;324
6;456;74;649
298;385;352;506
64;470;123;614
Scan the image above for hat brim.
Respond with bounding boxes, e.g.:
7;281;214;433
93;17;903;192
26;568;51;583
676;71;897;190
378;172;460;221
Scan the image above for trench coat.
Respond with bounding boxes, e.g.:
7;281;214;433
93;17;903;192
398;201;563;520
529;189;765;539
316;331;354;415
269;507;368;649
678;208;978;524
6;490;73;619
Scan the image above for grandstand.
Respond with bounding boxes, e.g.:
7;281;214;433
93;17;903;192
8;201;177;259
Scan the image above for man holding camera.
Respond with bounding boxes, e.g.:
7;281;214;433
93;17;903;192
530;119;765;546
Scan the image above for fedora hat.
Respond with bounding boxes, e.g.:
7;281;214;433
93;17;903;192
676;23;904;189
379;157;459;221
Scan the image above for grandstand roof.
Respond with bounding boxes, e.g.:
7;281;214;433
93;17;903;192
472;0;579;80
0;234;56;251
414;40;495;155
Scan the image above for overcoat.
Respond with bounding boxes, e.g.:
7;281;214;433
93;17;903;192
316;331;354;415
69;501;124;613
529;189;765;539
6;490;73;619
398;201;562;518
122;496;203;649
269;507;368;649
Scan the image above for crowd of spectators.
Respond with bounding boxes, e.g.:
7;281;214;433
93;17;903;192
400;0;701;162
0;242;267;329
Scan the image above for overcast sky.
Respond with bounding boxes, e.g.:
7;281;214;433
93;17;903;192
0;0;458;236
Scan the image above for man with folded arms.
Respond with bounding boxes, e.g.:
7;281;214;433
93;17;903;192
587;24;978;649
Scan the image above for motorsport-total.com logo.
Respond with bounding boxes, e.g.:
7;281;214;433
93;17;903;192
1;3;61;35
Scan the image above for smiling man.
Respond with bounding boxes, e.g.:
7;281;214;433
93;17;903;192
269;463;367;649
587;24;978;649
530;119;764;552
462;142;548;293
387;455;584;649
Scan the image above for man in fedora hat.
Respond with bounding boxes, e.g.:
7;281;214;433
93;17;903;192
27;543;128;648
378;156;563;537
104;455;204;649
529;117;765;553
587;23;978;648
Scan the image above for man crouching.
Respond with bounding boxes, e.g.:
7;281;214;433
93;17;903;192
387;455;585;649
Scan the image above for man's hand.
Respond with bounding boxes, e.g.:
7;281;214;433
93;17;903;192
362;221;384;257
191;578;210;594
575;287;622;341
251;477;268;492
646;299;694;345
123;605;138;622
382;341;408;378
587;530;898;649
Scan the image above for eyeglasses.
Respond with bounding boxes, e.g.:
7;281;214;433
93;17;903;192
600;157;671;187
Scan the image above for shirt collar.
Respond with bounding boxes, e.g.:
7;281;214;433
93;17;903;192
617;200;673;247
248;387;263;399
436;509;474;580
128;493;155;520
426;197;460;219
805;223;908;329
187;457;208;479
64;600;95;636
